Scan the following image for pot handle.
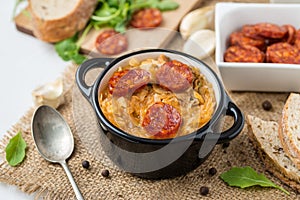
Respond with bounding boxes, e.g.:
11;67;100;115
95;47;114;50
76;58;114;102
205;101;244;144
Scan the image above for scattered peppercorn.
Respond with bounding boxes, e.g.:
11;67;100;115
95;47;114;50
208;167;217;176
226;160;232;167
222;142;230;148
82;160;90;169
101;169;110;177
262;100;272;111
200;186;209;196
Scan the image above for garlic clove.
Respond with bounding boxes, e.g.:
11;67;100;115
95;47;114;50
183;29;216;60
32;78;65;109
179;6;215;40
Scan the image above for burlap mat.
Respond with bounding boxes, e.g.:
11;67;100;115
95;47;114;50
1;0;299;199
1;66;297;200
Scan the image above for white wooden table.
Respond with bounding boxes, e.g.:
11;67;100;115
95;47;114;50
0;1;69;198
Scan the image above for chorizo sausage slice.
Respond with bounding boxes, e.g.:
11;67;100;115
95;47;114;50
130;8;162;28
295;29;300;50
254;23;287;39
282;24;296;44
142;102;181;139
224;45;265;63
156;60;194;92
266;42;300;64
241;25;262;39
108;69;151;97
229;31;265;50
95;29;128;55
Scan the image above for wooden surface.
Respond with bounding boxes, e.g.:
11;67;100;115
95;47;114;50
14;0;203;55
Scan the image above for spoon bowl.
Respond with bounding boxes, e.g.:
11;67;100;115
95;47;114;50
31;105;84;200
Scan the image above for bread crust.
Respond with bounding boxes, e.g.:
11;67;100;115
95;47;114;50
280;93;300;169
247;115;300;193
29;0;97;42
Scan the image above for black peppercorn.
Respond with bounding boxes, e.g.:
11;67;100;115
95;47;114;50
262;100;272;111
82;160;90;169
101;169;110;177
222;142;230;148
200;186;209;196
208;167;217;176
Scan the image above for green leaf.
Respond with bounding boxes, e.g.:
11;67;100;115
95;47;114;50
5;131;27;166
53;0;180;63
12;0;26;18
220;166;289;195
21;9;31;18
72;53;87;64
155;0;179;11
94;2;118;19
107;0;119;8
54;34;86;64
91;0;180;32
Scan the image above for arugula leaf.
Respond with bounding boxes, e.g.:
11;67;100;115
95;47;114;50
91;0;179;33
107;0;119;7
5;131;27;167
71;53;86;64
220;166;289;195
54;34;86;64
54;0;179;63
130;0;179;11
154;0;179;11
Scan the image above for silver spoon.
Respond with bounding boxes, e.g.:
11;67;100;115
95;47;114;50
31;105;84;200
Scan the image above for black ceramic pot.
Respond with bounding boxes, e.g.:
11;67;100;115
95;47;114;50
76;49;244;179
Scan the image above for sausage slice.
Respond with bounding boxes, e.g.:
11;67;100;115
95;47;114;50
95;29;128;55
156;60;194;92
242;25;262;39
130;8;162;28
224;45;265;63
254;23;287;39
229;31;265;50
282;24;296;44
295;29;300;49
142;102;181;139
108;69;151;97
266;42;300;64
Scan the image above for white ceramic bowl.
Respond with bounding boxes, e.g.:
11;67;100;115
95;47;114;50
270;0;300;3
215;3;300;92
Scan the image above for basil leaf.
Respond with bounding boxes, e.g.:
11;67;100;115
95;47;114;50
5;131;27;167
220;166;289;195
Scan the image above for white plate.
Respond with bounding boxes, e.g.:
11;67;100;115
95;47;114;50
215;3;300;92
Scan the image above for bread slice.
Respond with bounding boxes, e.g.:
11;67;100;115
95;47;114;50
247;115;300;192
29;0;97;42
280;93;300;169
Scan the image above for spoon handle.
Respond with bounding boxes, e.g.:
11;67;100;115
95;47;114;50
60;160;84;200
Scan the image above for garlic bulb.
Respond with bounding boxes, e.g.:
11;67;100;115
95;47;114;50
183;29;216;60
32;78;65;109
179;6;215;40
